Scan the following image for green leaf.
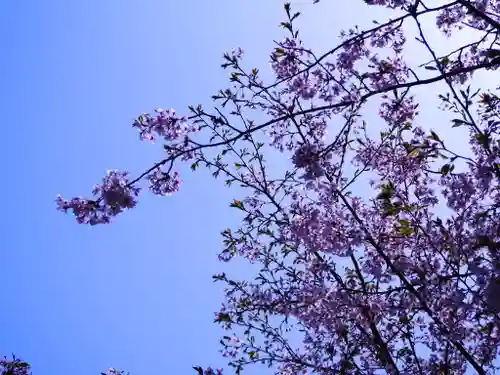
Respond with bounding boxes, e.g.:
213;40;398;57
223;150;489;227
215;312;232;323
440;56;450;66
248;351;259;360
452;119;468;127
398;219;410;227
212;273;226;281
429;130;441;142
475;133;490;147
396;219;413;236
398;226;414;236
281;22;292;31
234;163;242;169
230;199;245;210
382;201;401;217
440;164;452;175
377;182;395;201
376;192;389;200
399;315;409;324
408;148;420;158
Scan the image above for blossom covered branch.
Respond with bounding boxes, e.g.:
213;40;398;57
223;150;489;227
53;0;500;375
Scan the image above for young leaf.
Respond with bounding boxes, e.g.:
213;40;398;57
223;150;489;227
230;199;245;210
452;119;468;127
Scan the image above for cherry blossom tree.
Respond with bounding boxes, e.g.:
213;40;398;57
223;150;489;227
48;0;500;374
0;356;127;375
0;356;31;375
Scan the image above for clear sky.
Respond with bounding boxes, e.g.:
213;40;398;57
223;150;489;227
0;1;495;375
0;1;312;374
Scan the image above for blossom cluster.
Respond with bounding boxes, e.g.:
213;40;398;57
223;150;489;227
147;169;181;196
56;170;140;225
292;143;326;180
132;108;195;143
0;357;30;375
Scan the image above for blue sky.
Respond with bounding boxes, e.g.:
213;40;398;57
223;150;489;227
0;0;276;373
0;1;305;374
0;1;496;375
